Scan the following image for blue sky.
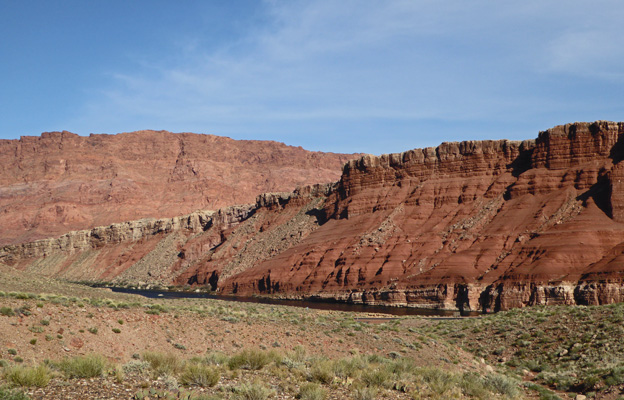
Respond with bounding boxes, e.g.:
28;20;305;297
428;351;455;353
1;1;623;154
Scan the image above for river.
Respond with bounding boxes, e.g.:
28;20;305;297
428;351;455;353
109;287;480;317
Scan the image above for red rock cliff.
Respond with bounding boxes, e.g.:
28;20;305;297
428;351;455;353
6;121;624;312
191;121;624;311
0;130;358;245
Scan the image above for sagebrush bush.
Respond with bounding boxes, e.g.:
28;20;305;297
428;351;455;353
483;374;520;398
297;382;327;400
309;359;335;384
142;352;182;377
233;381;274;400
351;385;377;400
180;363;220;387
332;356;367;379
360;366;391;388
455;372;491;399
205;352;229;366
4;364;51;387
122;360;150;374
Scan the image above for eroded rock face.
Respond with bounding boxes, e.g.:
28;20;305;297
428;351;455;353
210;121;624;310
6;121;624;311
0;130;358;245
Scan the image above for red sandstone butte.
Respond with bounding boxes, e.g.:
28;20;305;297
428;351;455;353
5;121;624;312
0;130;358;245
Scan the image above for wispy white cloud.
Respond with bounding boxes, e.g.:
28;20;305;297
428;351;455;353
67;0;624;153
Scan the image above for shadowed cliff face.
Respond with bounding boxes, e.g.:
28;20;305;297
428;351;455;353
4;121;624;312
0;130;358;245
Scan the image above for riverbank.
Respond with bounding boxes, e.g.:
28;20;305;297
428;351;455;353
0;288;506;399
3;264;611;399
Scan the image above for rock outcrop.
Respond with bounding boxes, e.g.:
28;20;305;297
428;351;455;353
0;130;358;245
5;121;624;312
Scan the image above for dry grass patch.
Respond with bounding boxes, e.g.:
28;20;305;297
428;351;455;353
142;351;183;377
180;363;220;387
56;354;108;379
4;364;51;387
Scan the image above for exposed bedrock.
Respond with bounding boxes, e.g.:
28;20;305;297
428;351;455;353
0;130;358;245
211;121;624;310
6;121;624;311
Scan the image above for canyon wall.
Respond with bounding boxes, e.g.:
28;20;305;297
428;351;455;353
4;121;624;312
0;130;357;245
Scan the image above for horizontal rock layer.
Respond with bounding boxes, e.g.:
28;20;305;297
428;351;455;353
0;130;358;245
5;121;624;311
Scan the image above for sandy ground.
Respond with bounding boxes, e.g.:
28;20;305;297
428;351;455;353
0;265;510;399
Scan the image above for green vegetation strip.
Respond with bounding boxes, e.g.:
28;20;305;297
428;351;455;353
0;348;521;399
424;303;624;398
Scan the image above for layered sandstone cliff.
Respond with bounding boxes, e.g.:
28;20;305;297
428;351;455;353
0;130;357;245
5;121;624;312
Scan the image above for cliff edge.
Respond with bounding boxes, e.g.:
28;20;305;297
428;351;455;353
5;121;624;312
0;130;358;245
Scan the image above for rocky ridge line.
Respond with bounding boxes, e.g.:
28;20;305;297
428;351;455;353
6;121;624;312
0;130;358;245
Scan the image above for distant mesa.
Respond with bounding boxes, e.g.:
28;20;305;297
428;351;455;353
4;121;624;312
0;129;359;245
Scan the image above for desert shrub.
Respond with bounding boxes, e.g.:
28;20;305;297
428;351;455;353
457;372;490;398
289;345;307;363
360;367;391;388
142;352;182;377
483;374;520;398
492;347;505;356
145;304;168;314
0;307;15;317
386;356;416;376
523;382;562;399
233;382;274;400
309;359;335;384
416;367;458;395
122;360;150;375
0;386;31;400
351;385;377;400
4;365;51;387
537;371;576;392
228;349;278;371
333;356;368;379
604;366;624;386
112;365;124;383
297;382;327;400
57;354;108;378
205;352;229;366
180;363;220;387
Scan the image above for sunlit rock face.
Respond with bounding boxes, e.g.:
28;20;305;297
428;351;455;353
0;130;358;245
6;121;624;312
